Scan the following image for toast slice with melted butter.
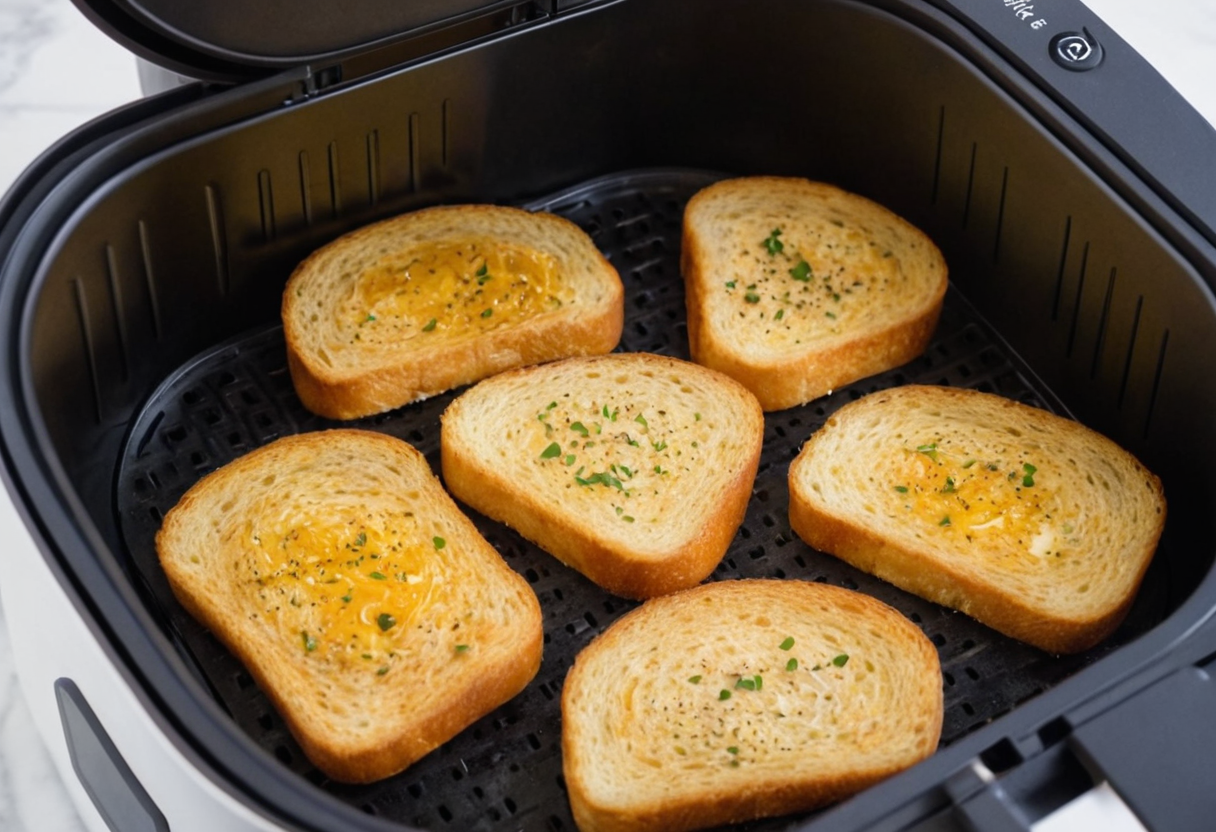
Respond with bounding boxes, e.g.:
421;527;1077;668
682;177;948;411
440;353;764;599
789;385;1167;653
283;204;624;420
156;429;543;783
561;579;943;832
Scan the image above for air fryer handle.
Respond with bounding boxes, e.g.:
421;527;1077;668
930;0;1216;247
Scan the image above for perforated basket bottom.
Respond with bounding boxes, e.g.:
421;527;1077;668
116;170;1169;831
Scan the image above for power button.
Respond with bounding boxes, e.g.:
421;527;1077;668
1050;28;1104;71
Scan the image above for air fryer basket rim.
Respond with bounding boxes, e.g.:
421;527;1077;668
2;1;1216;830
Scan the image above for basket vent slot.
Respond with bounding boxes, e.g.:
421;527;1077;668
138;220;163;341
204;184;230;297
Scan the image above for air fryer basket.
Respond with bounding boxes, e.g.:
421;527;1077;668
7;0;1216;830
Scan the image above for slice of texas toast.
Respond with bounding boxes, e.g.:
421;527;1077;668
562;579;943;832
156;429;543;783
440;353;764;599
283;204;623;419
682;176;947;411
789;385;1167;653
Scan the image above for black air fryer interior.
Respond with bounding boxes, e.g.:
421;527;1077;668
11;0;1216;830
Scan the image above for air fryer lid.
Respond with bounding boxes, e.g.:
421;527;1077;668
68;0;529;82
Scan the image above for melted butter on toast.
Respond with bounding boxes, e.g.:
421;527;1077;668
244;508;450;669
345;238;569;345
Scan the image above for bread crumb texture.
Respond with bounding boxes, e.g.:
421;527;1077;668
562;580;942;832
789;386;1166;653
441;354;763;597
156;430;542;782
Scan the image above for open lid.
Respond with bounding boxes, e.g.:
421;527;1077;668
69;0;542;83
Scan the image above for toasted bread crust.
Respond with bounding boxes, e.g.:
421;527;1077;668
283;204;624;420
440;353;764;599
156;430;543;782
682;177;947;411
562;580;943;832
789;386;1166;654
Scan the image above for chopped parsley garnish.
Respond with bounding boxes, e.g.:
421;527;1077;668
786;658;798;671
652;440;667;452
894;485;909;493
832;654;849;667
962;459;977;468
789;260;812;282
725;280;736;289
779;636;795;651
744;292;760;304
365;314;376;322
481;308;493;318
1023;463;1037;488
622;515;635;523
575;471;625;490
694;413;701;421
564;454;577;466
476;263;488;276
455;644;470;653
422;318;438;332
369;571;387;580
735;677;755;691
939;516;951;526
354;532;367;548
825;311;837;319
754;674;763;690
719;689;732;701
775;308;784;321
302;632;317;653
943;477;957;493
917;443;939;462
433;536;446;550
602;404;619;421
377;613;396;631
540;442;562;459
571;421;590;437
727;746;739;755
341;592;352;603
376;665;389;676
688;675;702;684
634;413;649;430
761;228;784;255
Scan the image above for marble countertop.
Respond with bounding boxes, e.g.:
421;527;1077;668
0;1;1213;830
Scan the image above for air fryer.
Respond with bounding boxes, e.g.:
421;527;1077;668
2;1;1216;831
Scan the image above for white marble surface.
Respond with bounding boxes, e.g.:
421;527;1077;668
0;1;1213;830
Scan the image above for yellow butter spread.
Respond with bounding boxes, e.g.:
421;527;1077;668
893;444;1075;559
346;238;567;345
245;510;447;668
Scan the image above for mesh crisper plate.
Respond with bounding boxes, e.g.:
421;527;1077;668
116;170;1170;831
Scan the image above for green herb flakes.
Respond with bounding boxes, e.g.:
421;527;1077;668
377;613;397;631
433;536;446;550
894;485;909;493
476;263;488;277
455;644;470;653
571;421;590;437
481;308;493;318
565;454;577;466
789;260;812;282
761;228;784;255
735;677;755;691
719;689;732;701
939;516;951;526
341;593;353;603
754;674;763;690
744;292;760;304
725;280;736;289
695;413;702;421
688;675;702;684
377;665;389;676
943;477;957;493
652;440;668;452
786;658;798;671
917;443;939;462
962;459;977;468
369;571;387;581
365;314;376;322
622;515;635;523
779;636;795;651
775;308;785;321
1023;463;1037;488
635;413;649;429
825;311;837;319
727;746;739;755
832;653;849;667
302;632;318;653
540;442;562;459
422;318;438;332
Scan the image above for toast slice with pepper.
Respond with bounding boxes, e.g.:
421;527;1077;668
788;385;1166;653
561;579;943;832
156;429;543;783
440;353;764;599
682;176;947;411
283;204;624;420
